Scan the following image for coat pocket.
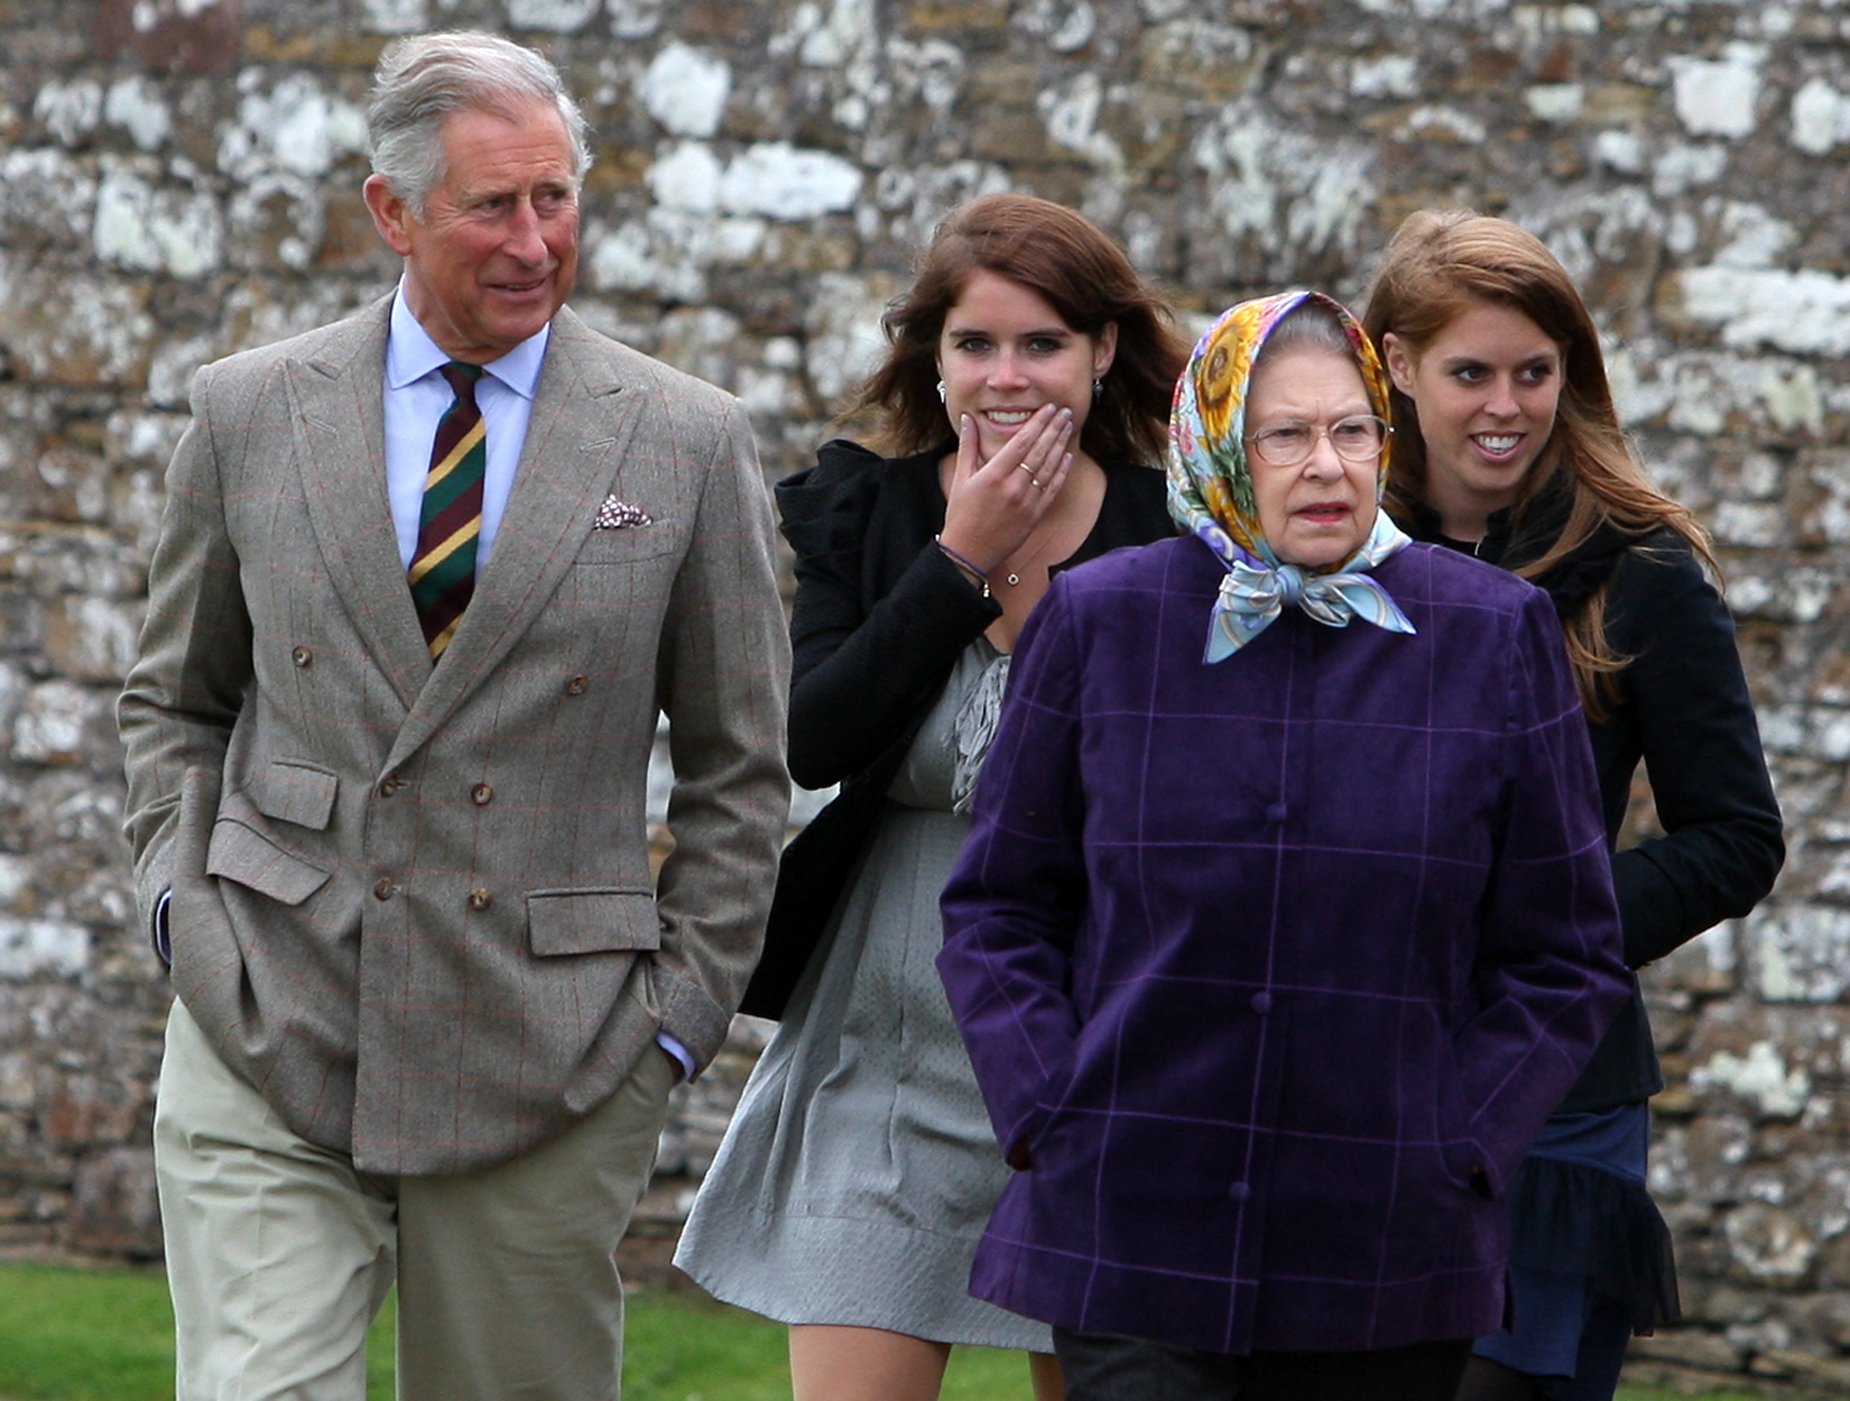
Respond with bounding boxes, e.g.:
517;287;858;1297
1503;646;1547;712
205;819;332;906
527;888;660;957
246;759;338;830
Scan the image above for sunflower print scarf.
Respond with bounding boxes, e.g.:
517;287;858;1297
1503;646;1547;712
1165;289;1416;663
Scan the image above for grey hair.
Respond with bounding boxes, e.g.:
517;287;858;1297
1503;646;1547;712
368;30;592;217
1257;296;1352;363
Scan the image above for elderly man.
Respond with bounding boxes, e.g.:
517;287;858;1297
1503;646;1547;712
117;31;790;1400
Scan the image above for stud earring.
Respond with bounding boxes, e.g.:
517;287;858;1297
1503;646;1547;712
1093;377;1103;400
936;379;947;402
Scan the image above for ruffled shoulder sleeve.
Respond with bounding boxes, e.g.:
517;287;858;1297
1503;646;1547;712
774;437;887;562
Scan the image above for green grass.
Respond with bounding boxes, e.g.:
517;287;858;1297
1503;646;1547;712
0;1260;1781;1400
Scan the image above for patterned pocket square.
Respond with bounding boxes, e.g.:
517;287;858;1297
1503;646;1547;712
594;495;653;530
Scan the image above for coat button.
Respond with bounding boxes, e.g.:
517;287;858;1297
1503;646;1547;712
1228;1181;1251;1202
1251;992;1273;1014
468;888;493;911
565;675;589;695
292;646;312;668
378;775;400;798
471;782;493;806
373;878;396;901
1265;801;1287;822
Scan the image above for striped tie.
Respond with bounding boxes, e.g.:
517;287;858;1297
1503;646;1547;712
409;361;487;659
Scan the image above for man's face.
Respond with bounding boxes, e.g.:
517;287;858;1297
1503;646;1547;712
365;97;580;364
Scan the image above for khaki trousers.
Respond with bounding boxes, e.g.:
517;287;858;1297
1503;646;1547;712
153;998;674;1401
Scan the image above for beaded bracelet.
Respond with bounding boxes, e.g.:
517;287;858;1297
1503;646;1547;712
934;535;992;598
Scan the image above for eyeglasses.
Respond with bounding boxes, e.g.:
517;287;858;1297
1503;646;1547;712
1245;415;1391;468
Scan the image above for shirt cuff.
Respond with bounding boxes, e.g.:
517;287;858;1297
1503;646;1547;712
655;1030;695;1084
152;889;172;968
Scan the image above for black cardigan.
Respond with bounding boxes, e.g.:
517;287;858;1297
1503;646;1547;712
1407;495;1785;1111
781;438;1173;790
740;439;1173;1018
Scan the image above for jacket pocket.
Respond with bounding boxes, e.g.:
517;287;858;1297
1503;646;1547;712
247;759;338;830
205;819;331;906
527;888;660;957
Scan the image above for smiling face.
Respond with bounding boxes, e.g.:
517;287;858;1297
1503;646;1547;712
1244;344;1379;569
1381;299;1564;540
364;97;581;364
935;269;1116;460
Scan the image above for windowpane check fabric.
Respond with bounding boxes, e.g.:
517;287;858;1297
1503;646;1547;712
409;361;487;657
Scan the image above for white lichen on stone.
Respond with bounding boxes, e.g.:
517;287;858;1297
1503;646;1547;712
11;681;95;765
219;74;369;182
802;271;889;405
1747;905;1850;1003
1194;108;1378;258
1402;106;1488;144
93;166;223;280
1651;142;1730;197
718;143;862;221
648;142;724;213
1693;1039;1812;1117
1525;84;1583;122
1675;267;1850;356
1351;55;1419;100
507;0;600;31
1017;0;1098;52
0;150;98;244
1669;44;1765;140
103;78;171;152
607;0;667;39
360;0;427;31
1791;77;1850;154
33;81;103;146
1039;73;1123;171
641;44;731;138
0;918;89;979
1759;363;1824;435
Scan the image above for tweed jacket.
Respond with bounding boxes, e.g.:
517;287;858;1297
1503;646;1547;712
938;535;1630;1355
118;296;791;1176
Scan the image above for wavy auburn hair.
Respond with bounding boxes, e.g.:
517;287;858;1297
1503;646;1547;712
1362;209;1716;717
846;194;1187;468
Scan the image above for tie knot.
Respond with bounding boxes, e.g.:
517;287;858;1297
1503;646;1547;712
440;361;485;402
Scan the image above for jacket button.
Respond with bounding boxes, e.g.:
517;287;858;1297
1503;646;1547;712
373;878;396;901
1228;1181;1251;1202
378;775;400;798
468;888;493;911
292;646;313;668
565;675;589;695
471;782;493;805
1251;992;1273;1014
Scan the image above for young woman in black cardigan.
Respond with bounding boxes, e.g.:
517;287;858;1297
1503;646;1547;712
1364;210;1785;1401
675;194;1188;1401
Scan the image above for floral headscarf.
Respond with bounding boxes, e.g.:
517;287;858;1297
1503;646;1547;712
1166;289;1417;663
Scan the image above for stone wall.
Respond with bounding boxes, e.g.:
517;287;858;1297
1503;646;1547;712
2;0;1846;1390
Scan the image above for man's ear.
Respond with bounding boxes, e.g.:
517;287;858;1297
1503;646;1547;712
363;174;415;258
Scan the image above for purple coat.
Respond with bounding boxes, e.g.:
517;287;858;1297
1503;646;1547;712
937;535;1629;1356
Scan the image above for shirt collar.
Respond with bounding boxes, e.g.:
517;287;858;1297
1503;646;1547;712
383;278;550;400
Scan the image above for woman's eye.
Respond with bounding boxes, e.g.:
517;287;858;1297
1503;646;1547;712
1331;419;1378;449
1262;424;1312;450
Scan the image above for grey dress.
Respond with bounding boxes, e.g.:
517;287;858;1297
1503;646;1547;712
674;641;1048;1351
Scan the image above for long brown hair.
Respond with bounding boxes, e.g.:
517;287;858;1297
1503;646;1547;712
1362;209;1717;717
847;194;1188;467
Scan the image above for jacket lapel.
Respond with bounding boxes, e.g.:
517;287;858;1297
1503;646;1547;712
384;307;641;767
288;297;433;712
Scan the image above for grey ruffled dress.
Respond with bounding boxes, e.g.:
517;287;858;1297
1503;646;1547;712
674;641;1046;1352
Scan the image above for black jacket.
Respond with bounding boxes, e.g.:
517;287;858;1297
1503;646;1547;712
741;439;1172;1017
1405;488;1785;1110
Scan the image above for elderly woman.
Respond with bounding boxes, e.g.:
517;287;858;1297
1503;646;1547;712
937;290;1631;1401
